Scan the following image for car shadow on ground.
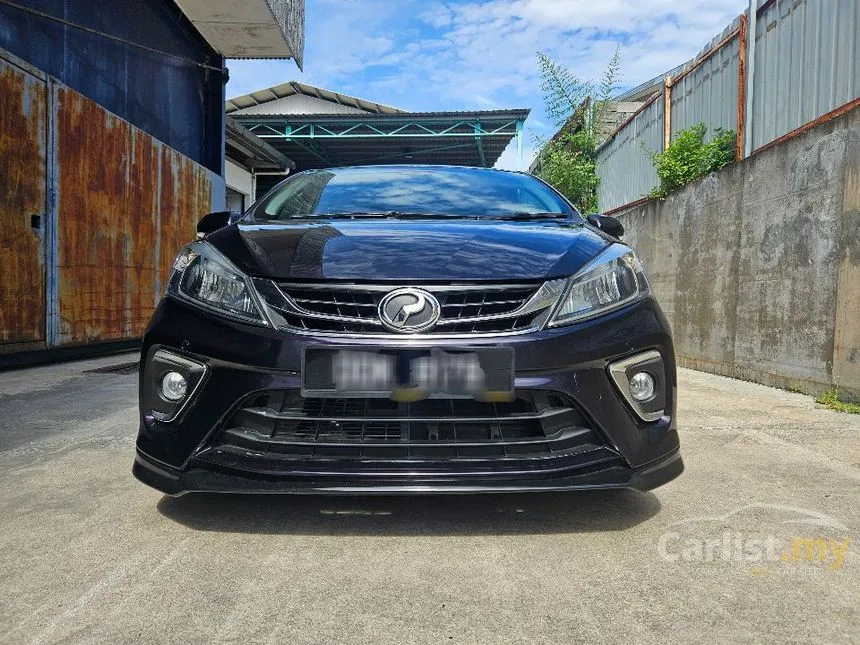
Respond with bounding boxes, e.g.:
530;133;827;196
156;489;661;536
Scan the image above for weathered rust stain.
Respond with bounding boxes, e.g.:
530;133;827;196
0;56;46;346
667;24;741;88
56;86;131;343
126;128;161;335
56;85;213;344
833;248;860;394
158;145;213;289
751;97;860;158
736;12;748;160
844;165;860;215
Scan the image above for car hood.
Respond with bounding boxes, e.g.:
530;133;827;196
206;219;612;281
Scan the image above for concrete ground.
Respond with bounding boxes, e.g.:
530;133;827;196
0;354;857;645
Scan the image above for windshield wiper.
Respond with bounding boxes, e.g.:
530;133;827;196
289;212;391;219
492;212;572;221
291;211;460;220
289;211;574;221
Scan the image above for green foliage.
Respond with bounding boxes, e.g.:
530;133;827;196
537;51;593;128
599;47;622;106
537;130;601;214
648;123;736;198
815;389;860;414
534;46;621;213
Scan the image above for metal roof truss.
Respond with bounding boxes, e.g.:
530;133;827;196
246;119;521;139
233;111;528;170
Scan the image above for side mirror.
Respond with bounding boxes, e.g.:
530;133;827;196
587;214;624;239
196;211;239;238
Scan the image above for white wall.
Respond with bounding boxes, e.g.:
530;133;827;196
226;159;254;198
231;93;368;115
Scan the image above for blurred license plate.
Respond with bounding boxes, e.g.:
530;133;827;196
302;347;514;400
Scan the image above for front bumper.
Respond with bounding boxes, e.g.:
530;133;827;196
133;447;683;495
134;296;683;495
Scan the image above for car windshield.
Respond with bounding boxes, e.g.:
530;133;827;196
248;166;579;220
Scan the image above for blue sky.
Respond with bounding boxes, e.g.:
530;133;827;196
227;0;748;169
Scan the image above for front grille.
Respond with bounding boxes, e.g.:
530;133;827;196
254;280;562;335
213;389;607;461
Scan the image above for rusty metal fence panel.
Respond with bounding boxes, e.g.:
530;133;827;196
595;94;663;213
0;54;47;348
0;45;222;352
157;145;215;300
54;84;217;345
56;85;133;344
751;0;860;150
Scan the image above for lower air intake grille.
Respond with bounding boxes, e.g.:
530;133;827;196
214;389;606;461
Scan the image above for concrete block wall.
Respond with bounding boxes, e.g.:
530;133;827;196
617;106;860;400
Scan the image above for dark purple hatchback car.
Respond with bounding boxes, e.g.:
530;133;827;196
133;165;682;495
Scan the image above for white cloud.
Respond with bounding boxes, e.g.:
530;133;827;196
406;0;747;105
419;3;455;28
227;0;749;167
494;138;537;171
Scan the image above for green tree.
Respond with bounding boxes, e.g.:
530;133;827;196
533;47;621;213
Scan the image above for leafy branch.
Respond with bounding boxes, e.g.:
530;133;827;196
533;46;622;213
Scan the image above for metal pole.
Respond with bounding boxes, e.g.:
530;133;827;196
663;76;672;151
516;120;524;170
737;12;748;160
743;0;757;158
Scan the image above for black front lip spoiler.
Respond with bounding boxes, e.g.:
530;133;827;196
133;449;683;496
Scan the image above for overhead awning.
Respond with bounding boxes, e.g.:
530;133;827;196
173;0;304;65
227;81;529;197
226;117;294;171
229;109;529;172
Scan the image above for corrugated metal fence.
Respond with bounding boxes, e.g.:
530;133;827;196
670;18;743;140
591;96;663;213
751;0;859;150
596;0;859;213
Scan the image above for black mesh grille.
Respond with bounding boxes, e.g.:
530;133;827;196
215;389;604;461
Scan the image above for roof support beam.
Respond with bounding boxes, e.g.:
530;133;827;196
255;131;517;139
474;122;487;167
516;120;524;171
238;117;525;139
350;142;477;166
290;138;338;166
252;127;518;138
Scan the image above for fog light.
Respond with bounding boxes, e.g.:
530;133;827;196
629;372;655;401
160;371;187;401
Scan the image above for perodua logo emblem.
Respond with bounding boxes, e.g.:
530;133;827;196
378;288;441;333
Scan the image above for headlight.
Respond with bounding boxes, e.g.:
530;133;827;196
548;245;650;327
167;242;269;326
